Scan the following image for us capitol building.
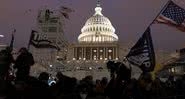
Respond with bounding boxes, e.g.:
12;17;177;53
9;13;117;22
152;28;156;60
63;2;127;79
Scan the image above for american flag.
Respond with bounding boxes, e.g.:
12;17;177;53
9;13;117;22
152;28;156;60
156;1;185;32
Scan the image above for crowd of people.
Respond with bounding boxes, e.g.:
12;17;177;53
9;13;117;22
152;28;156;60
0;47;185;99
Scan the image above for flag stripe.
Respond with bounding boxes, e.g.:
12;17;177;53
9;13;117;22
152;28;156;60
156;16;185;32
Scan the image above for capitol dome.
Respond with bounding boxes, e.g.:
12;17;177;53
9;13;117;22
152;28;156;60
78;3;118;43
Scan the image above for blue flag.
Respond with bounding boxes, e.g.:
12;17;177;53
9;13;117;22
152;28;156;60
126;28;156;72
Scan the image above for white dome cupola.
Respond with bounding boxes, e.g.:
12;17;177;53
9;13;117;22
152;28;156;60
78;0;118;43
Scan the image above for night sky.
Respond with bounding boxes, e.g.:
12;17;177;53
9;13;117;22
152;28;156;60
0;0;185;52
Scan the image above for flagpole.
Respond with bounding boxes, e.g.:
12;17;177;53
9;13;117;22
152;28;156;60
27;29;33;51
9;29;16;52
147;0;171;28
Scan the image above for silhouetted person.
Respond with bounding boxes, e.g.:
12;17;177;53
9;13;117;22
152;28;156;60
0;47;14;80
105;62;131;99
38;72;49;87
50;72;81;99
106;61;117;78
14;47;34;81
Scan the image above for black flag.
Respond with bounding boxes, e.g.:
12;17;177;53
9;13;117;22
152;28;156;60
28;30;60;50
126;28;156;72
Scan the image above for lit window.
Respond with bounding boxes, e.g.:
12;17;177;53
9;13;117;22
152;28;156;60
100;50;103;52
109;56;112;59
93;50;97;52
171;68;175;73
108;49;112;52
76;67;80;69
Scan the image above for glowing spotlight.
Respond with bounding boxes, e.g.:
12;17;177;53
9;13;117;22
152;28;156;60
0;35;4;38
76;67;80;69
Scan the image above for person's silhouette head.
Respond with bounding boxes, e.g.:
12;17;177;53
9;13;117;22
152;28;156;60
38;72;49;82
19;47;28;53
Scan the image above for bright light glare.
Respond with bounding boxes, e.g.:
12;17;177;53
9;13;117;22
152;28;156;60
0;35;4;37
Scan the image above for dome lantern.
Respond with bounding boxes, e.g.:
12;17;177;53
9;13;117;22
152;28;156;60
94;0;103;16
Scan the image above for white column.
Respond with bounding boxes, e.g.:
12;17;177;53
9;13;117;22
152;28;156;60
106;47;108;59
84;47;86;60
113;48;115;59
73;47;75;59
75;47;77;59
104;47;106;59
116;47;118;59
91;47;93;60
82;47;84;59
